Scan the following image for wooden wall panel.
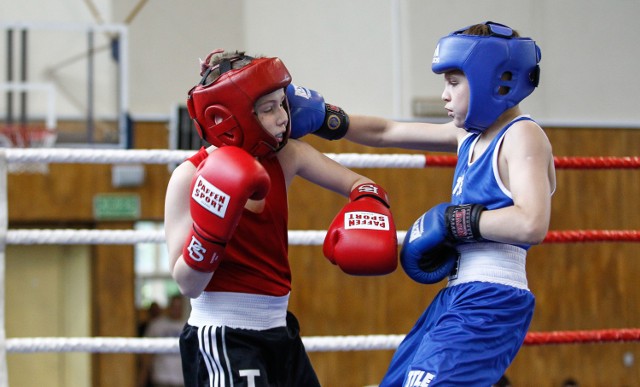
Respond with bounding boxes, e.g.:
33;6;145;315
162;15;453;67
6;122;171;223
5;123;639;387
91;222;137;387
289;127;640;387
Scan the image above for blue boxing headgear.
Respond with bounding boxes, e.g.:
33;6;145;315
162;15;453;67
432;21;541;133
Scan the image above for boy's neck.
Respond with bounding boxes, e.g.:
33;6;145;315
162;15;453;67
481;106;523;138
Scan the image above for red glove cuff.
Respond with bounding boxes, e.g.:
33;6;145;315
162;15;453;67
182;227;225;273
349;183;390;207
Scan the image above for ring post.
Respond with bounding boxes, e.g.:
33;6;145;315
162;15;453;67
0;150;10;387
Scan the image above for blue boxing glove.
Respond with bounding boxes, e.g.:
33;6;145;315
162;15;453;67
401;203;485;284
286;83;349;140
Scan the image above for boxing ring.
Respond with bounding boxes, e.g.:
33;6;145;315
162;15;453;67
1;148;639;385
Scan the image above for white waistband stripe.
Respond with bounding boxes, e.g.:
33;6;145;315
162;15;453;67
189;292;289;330
448;242;529;290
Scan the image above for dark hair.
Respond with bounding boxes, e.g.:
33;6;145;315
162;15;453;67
199;50;254;85
463;23;520;38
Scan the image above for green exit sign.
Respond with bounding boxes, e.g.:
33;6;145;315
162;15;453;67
93;194;141;220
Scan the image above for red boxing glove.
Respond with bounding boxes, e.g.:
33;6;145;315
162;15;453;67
323;183;398;275
182;146;270;272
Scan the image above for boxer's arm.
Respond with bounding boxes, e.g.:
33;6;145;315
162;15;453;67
400;203;457;284
166;147;270;298
476;120;554;245
165;161;214;297
345;115;462;152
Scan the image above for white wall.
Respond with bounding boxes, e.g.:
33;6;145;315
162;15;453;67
0;0;245;121
1;0;639;126
113;0;245;118
404;0;640;127
244;0;398;117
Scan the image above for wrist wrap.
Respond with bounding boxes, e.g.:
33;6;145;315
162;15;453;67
445;204;486;242
349;183;390;208
314;103;350;140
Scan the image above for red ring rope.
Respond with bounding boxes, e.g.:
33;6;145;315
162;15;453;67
524;328;640;345
424;155;640;169
544;230;640;243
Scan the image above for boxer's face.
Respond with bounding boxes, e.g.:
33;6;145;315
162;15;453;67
255;88;288;144
441;70;469;129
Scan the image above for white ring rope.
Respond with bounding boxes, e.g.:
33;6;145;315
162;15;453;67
0;149;416;356
5;149;194;164
5;229;408;246
6;335;405;354
2;227;408;353
7;229;164;245
4;148;427;168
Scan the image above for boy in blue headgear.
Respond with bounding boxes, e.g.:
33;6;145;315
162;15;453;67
293;21;556;386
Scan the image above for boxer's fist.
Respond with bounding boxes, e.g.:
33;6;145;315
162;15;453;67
400;204;458;284
400;203;485;284
287;84;349;140
182;146;270;272
323;183;397;275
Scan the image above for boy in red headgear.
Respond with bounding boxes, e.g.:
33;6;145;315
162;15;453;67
165;50;399;387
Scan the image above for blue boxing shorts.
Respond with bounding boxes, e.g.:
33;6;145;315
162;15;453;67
379;282;535;387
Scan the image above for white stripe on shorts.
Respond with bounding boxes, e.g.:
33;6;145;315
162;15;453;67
198;325;234;387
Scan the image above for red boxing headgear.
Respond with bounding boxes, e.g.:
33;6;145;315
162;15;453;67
186;53;292;157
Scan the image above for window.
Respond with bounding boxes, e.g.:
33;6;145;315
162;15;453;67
134;221;179;308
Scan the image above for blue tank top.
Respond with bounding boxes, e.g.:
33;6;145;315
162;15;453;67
451;116;534;249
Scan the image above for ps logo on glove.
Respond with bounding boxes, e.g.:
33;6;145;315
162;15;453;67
356;183;378;194
186;236;206;262
354;183;390;203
